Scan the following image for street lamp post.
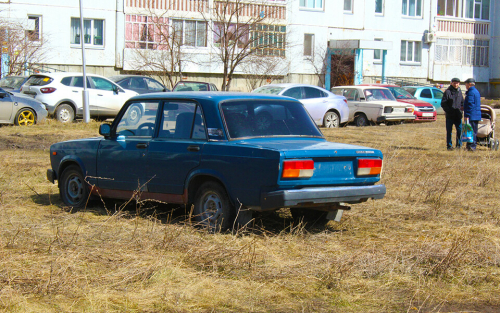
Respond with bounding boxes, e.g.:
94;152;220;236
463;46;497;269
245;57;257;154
79;0;90;123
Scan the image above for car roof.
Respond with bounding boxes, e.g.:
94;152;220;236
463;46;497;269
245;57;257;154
28;72;106;78
333;85;390;90
358;83;399;87
403;86;440;89
258;83;326;89
108;75;152;80
129;91;297;103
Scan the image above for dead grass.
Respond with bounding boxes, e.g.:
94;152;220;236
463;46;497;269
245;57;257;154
1;117;500;312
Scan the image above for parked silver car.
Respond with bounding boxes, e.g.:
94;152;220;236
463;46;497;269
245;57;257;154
252;83;349;128
0;87;47;126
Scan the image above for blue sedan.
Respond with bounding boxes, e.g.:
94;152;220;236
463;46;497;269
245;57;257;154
47;92;386;230
403;86;445;114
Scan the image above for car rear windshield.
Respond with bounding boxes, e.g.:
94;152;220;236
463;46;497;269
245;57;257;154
24;75;53;87
363;89;396;101
221;100;323;139
173;82;210;92
0;77;26;89
252;86;286;95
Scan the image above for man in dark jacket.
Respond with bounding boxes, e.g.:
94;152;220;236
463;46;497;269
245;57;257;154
463;78;482;151
441;78;464;150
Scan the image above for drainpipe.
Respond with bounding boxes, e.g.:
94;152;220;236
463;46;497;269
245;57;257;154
325;47;331;90
115;0;125;69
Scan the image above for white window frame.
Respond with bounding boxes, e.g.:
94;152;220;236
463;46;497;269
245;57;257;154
344;0;353;13
400;40;421;64
172;19;207;48
373;38;383;62
375;0;384;14
70;18;104;47
465;0;490;20
304;33;314;57
27;15;41;41
299;0;324;10
402;0;422;17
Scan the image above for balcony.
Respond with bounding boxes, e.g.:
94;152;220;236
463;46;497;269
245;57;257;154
436;17;490;36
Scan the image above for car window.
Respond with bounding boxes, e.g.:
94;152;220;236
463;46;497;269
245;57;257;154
116;101;160;137
221;100;323;138
210;83;219;91
343;89;360;101
253;86;286;95
61;77;72;86
173;82;208;92
24;75;53;86
129;77;147;89
72;76;92;88
90;76;115;91
389;87;414;99
364;89;396;101
282;87;303;99
420;88;432;98
146;78;165;92
330;88;343;96
303;87;324;99
0;76;26;89
403;87;417;96
432;89;443;99
158;101;206;140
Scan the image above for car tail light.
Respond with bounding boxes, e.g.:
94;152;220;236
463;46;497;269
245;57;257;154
282;159;314;178
343;99;347;104
357;158;382;176
40;87;56;94
405;107;414;113
384;107;393;113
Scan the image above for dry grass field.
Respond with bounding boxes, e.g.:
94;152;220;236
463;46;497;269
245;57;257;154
1;116;500;313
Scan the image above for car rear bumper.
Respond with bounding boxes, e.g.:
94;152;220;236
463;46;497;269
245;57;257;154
258;184;386;211
414;111;437;121
377;115;415;122
47;169;56;183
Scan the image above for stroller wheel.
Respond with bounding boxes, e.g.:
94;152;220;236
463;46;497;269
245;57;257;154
496;140;499;151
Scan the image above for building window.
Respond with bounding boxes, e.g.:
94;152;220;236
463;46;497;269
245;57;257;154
435;38;462;64
375;0;384;14
400;40;421;63
250;24;286;57
402;0;422;17
27;16;40;41
213;23;248;49
435;38;488;66
304;33;314;57
437;0;460;17
299;0;323;9
70;18;104;46
465;0;490;20
374;38;382;61
173;20;207;47
344;0;353;12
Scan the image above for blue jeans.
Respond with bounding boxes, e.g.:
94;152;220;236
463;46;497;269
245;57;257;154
467;120;479;150
446;116;462;148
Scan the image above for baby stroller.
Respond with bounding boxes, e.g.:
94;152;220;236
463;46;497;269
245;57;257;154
476;105;499;150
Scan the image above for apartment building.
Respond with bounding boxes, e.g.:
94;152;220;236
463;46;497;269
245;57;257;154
0;0;497;96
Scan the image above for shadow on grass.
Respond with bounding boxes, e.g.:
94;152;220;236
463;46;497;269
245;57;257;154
30;193;335;235
389;145;429;151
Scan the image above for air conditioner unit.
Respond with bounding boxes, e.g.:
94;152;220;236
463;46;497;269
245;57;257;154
424;32;437;43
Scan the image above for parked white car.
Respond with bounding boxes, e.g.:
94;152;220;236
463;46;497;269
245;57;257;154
252;83;348;128
331;86;415;126
21;72;138;123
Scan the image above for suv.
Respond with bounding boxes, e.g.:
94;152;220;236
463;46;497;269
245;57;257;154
21;72;138;122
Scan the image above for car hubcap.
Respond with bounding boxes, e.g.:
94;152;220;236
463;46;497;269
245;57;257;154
129;108;139;122
18;111;35;125
67;175;84;203
202;193;223;224
59;109;71;122
325;113;338;128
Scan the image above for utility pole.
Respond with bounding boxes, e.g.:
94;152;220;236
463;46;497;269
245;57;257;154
79;0;90;123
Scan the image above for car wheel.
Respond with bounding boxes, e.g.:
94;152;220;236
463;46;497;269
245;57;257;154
323;111;340;128
255;112;272;131
55;104;75;123
193;182;233;231
59;165;89;208
14;108;36;126
126;104;142;125
354;114;369;127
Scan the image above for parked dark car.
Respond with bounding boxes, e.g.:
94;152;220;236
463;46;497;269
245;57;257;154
172;81;218;92
0;75;29;93
47;93;386;230
109;75;169;94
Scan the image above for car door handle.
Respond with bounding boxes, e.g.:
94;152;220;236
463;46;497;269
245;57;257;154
72;90;78;93
187;145;200;152
136;143;148;149
97;94;103;96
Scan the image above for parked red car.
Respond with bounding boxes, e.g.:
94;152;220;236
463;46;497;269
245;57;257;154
359;84;437;122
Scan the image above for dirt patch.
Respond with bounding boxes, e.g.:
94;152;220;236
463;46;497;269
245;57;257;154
0;132;62;151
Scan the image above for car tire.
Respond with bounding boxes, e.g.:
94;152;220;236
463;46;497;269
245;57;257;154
59;165;89;208
55;104;75;123
193;181;233;231
14;108;36;126
354;114;369;127
323;111;340;128
126;104;142;125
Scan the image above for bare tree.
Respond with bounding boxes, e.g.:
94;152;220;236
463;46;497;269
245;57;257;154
307;44;355;89
202;0;287;91
0;18;47;76
240;54;287;90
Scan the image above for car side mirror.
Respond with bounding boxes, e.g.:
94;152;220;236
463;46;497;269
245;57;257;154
0;92;7;98
99;123;112;137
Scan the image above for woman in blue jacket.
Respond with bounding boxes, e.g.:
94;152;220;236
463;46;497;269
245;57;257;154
463;78;482;151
